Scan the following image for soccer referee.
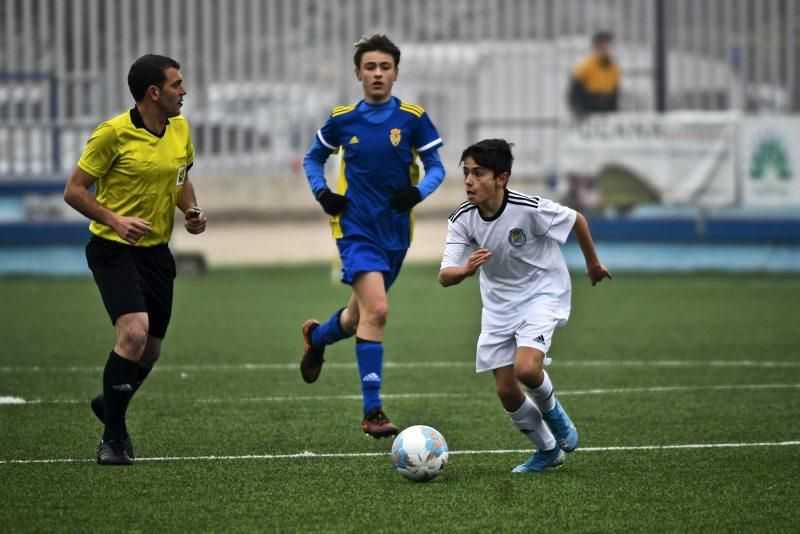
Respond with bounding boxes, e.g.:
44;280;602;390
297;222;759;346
64;54;206;465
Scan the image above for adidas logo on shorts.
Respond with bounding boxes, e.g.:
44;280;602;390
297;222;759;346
534;335;545;344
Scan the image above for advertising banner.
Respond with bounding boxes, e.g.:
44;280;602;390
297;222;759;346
560;113;739;209
740;117;800;207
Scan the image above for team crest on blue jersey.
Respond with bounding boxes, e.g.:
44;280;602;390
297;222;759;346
390;128;402;147
508;228;526;247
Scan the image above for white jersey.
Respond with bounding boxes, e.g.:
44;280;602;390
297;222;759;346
440;189;577;332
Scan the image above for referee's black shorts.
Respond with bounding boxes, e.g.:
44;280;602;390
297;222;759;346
86;235;176;339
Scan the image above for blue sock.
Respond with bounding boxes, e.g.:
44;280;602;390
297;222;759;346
356;338;383;413
311;308;352;348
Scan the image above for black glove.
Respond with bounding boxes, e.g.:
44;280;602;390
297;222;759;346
389;186;422;212
316;188;348;216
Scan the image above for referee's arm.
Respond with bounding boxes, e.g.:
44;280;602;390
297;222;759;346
64;167;152;244
177;174;207;235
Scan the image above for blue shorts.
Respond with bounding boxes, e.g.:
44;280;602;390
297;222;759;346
336;237;407;290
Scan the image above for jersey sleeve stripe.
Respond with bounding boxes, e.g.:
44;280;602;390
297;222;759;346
447;200;472;220
507;191;540;202
449;204;477;222
399;108;423;118
446;241;472;245
508;199;540;209
399;104;424;117
317;130;336;150
331;104;356;117
507;192;540;204
417;137;443;152
508;193;539;200
507;196;539;206
400;102;424;113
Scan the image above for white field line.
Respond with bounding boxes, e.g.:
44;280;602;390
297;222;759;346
0;393;469;405
559;383;800;395
2;383;799;406
198;382;800;403
2;440;799;465
2;359;800;374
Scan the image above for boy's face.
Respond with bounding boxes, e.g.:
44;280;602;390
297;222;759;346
462;156;507;205
356;51;397;104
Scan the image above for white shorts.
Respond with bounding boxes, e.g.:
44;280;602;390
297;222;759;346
475;314;567;373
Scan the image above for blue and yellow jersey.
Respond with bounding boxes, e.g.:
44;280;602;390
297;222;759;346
310;97;443;250
77;107;194;247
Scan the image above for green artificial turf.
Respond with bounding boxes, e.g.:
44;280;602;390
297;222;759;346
1;265;799;531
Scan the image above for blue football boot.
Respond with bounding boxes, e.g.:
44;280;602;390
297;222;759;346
542;401;579;452
511;446;565;473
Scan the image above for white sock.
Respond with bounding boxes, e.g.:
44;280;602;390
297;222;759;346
528;370;557;414
506;396;556;451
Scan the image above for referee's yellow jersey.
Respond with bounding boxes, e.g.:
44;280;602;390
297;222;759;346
77;107;195;247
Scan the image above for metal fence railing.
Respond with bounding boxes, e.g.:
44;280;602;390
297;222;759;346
1;0;797;179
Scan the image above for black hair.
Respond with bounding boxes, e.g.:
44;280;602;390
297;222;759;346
127;54;181;102
592;31;614;47
353;34;401;69
460;139;514;177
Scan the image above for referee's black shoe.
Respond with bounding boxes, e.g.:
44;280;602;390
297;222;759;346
91;394;135;459
97;439;133;465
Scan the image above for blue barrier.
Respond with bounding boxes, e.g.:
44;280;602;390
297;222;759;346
580;217;800;244
705;219;800;243
0;218;796;246
0;179;797;246
0;180;67;196
582;217;699;242
0;179;90;246
0;222;89;245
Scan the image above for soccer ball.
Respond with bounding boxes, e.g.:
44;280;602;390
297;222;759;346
391;425;449;482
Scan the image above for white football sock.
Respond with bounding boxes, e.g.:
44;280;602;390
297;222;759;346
506;395;556;451
528;370;557;414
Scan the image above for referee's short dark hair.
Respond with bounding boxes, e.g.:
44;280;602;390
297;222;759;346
353;34;401;69
460;139;515;177
592;31;614;47
128;54;181;102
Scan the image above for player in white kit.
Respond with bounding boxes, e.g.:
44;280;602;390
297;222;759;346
439;139;611;473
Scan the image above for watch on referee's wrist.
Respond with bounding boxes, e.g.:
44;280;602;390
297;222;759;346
185;206;203;219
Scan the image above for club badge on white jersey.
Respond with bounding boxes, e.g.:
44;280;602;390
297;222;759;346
508;228;527;247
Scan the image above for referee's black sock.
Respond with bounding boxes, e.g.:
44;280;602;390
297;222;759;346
102;350;138;442
120;365;152;413
130;365;152;397
135;366;152;388
92;366;152;422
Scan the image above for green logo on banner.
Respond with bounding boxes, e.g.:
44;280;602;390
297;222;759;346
750;137;791;181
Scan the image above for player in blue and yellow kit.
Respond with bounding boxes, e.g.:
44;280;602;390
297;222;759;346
300;34;445;437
